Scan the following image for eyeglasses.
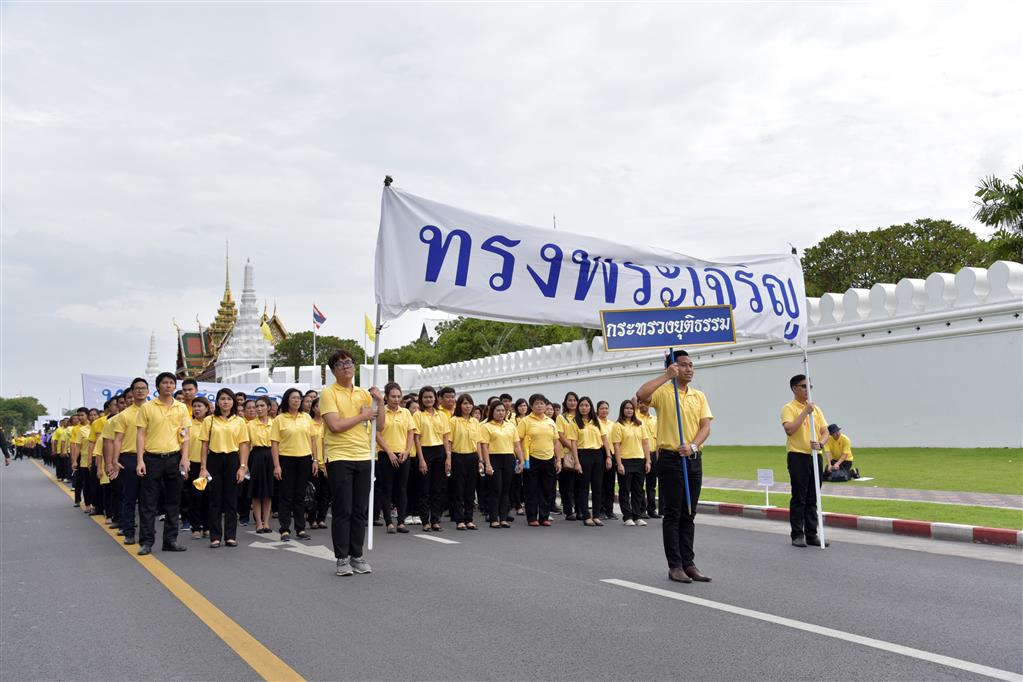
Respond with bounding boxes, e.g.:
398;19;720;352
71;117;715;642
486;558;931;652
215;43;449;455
333;360;355;369
796;384;813;389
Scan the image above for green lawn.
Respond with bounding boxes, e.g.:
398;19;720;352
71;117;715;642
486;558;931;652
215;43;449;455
702;446;1023;496
701;488;1023;530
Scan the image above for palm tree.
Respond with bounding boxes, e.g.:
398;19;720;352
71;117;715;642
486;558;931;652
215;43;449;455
974;167;1022;232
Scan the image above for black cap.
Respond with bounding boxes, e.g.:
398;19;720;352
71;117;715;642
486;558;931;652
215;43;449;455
827;424;840;435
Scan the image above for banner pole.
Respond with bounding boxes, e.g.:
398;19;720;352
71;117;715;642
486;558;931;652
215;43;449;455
802;348;827;550
312;321;317;386
366;304;383;551
667;347;692;516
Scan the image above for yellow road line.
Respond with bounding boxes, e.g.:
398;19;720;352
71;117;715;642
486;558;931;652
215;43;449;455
32;460;304;682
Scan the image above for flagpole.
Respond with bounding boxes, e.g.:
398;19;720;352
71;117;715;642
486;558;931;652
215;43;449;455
802;348;827;550
667;347;692;516
312;317;318;387
366;303;382;551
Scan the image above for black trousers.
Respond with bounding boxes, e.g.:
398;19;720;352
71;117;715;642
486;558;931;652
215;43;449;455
119;454;139;536
278;455;311;534
487;453;516;523
524;457;556;522
312;470;331;524
74;466;89;505
788;452;824;539
600;451;616;516
657;450;702;569
109;475;123;524
89;466;104;514
188;461;208;532
509;471;524;512
236;476;251;523
207;451;239;542
418;445;447;525
645;450;660;514
327;459;371;559
139;452;183;549
450;452;478;524
576;448;604;520
375;452;409;525
618;459;646;521
558;469;577;516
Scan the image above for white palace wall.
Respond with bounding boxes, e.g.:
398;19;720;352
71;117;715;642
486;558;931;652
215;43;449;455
409;262;1023;448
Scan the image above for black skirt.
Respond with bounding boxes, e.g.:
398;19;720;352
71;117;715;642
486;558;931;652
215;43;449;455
248;446;275;499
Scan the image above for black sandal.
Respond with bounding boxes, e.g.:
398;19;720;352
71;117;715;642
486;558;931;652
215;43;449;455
296;531;311;541
225;539;238;547
210;540;221;548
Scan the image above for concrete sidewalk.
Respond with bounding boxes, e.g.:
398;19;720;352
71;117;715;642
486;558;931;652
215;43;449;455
703;476;1023;510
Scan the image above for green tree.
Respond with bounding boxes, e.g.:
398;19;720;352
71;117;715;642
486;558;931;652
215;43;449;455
379;318;596;370
270;332;365;381
0;396;49;434
974;167;1023;262
801;219;993;297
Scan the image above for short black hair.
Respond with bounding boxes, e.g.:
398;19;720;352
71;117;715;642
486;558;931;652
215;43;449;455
256;396;272;407
130;377;149;389
173;390;183;398
155;372;177;388
665;349;690;367
327;349;354;369
438;387;455;398
384;382;401;396
500;393;513;402
790;374;806;389
181;378;198;389
528;393;547;407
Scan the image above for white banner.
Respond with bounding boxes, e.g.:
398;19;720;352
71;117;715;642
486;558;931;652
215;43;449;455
80;374;311;409
375;187;808;347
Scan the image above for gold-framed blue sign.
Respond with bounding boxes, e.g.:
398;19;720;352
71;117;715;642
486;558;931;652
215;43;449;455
599;305;737;351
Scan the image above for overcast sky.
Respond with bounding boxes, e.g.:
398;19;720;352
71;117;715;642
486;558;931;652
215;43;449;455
2;1;1021;417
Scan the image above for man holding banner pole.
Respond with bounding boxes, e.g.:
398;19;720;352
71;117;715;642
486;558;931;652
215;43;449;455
636;350;713;584
782;373;830;548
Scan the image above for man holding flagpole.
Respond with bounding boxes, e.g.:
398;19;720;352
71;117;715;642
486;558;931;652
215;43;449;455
782;374;830;548
636;350;714;584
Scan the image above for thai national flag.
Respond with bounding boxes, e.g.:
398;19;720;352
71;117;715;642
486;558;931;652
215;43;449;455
313;304;327;329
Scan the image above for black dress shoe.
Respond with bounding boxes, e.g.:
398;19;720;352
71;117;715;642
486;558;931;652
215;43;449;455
137;544;152;556
806;536;830;548
162;544;187;552
791;536;807;547
373;519;384;527
668;567;692;583
684;566;712;582
123;535;136;545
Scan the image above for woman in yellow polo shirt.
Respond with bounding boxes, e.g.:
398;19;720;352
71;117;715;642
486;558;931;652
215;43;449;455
376;383;414;534
556;392;579;520
449;394;481;531
309;398;330;530
479;401;523;529
516;394;562;526
612;400;651;526
413;386;451;532
573;397;609;527
248;396;275;534
187;397;211;539
510;399;529;517
597;400;617;520
270;388;316;542
199;389;250;548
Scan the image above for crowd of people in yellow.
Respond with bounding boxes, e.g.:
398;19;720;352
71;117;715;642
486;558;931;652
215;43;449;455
13;348;853;582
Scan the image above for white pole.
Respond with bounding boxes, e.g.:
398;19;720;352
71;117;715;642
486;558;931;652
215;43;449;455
366;304;382;551
765;485;769;508
312;324;318;387
802;348;827;550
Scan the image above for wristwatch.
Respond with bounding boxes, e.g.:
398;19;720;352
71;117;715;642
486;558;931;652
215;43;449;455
689;443;701;457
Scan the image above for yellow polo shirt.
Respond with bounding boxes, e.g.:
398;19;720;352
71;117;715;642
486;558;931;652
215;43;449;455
825;434;853;462
449;416;480;454
649;384;713;451
320;383;373;462
781;399;827;455
200;415;249;453
52;428;64;453
479;420;518;454
380;407;414;454
575;420;604;450
310;419;325;465
78;425;93;467
248;419;272;448
137;398;190;453
114;404;142;454
91;416;108;458
270;412;314;457
414;410;450;448
188;419;204;463
516;414;557;461
611;421;647;459
556;414;578;443
639;413;658;452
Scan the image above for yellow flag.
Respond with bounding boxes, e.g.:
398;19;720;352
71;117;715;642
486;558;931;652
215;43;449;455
364;314;376;342
261;320;274;342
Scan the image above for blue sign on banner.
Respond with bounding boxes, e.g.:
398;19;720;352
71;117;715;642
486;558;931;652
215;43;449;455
600;305;737;351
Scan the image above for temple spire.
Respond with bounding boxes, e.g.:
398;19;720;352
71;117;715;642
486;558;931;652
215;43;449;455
224;240;231;295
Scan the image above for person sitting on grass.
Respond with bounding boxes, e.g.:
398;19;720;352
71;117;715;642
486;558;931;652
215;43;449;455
824;424;857;479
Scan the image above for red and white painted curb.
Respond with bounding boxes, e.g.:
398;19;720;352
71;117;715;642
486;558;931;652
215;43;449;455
697;501;1023;547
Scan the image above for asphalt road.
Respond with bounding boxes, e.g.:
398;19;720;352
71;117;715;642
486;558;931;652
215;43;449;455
2;460;1021;681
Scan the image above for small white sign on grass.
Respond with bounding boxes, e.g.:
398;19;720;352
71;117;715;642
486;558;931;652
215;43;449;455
757;468;775;506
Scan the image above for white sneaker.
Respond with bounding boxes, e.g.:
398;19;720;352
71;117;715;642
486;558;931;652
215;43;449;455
637;519;648;526
624;519;636;526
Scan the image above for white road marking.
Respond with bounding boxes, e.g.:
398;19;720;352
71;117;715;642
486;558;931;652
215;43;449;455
247;540;336;562
413;533;460;545
602;579;1023;682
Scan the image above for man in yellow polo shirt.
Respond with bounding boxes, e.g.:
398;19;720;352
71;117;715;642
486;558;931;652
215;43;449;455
110;379;149;545
781;374;830;548
636;350;714;585
135;372;190;555
825;424;855;479
321;349;384;576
